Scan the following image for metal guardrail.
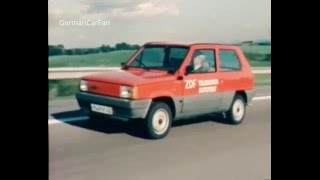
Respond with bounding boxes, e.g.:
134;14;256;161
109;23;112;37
48;67;271;80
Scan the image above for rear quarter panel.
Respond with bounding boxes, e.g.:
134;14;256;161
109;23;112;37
216;46;255;111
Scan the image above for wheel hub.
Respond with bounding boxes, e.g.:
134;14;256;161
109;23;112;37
233;99;244;121
152;108;169;135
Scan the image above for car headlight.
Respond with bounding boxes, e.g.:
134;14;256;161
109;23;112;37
120;86;137;99
80;80;88;91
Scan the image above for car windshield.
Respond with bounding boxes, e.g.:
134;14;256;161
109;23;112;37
128;45;189;72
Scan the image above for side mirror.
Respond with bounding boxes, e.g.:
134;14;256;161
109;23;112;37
121;62;128;69
185;65;193;75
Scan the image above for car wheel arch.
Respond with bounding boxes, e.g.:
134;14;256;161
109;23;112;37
152;96;176;119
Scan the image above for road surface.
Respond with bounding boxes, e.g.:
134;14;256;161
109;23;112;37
49;86;271;180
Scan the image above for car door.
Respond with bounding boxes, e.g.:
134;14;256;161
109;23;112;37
181;48;223;116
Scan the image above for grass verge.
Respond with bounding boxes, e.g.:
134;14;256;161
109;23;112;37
254;74;271;86
49;50;136;67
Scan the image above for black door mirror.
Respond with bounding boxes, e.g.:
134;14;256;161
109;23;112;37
121;62;128;69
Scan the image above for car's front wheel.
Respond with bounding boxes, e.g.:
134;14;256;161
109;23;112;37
144;102;172;139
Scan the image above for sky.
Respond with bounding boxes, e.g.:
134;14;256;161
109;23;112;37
49;0;271;48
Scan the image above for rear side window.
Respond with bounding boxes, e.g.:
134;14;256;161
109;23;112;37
219;50;241;71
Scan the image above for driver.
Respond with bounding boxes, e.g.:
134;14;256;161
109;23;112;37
192;52;207;73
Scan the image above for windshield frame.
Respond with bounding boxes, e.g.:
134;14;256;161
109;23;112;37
125;45;190;72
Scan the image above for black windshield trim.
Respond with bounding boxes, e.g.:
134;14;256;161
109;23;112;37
127;45;190;72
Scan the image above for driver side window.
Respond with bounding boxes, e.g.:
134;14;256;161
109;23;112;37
187;49;216;74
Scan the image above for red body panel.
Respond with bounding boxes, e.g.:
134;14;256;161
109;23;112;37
81;43;255;99
83;69;176;86
87;81;120;97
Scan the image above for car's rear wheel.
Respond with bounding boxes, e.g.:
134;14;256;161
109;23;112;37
144;102;172;139
226;95;246;124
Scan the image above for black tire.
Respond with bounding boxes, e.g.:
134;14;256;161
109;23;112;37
225;95;246;124
144;102;172;139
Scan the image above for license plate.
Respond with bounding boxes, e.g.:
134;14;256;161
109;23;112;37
91;104;113;115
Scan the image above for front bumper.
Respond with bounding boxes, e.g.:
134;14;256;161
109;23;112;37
76;92;152;121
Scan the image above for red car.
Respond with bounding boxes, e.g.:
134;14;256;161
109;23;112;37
76;42;255;139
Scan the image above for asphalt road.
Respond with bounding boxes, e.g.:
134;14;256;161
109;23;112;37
49;86;271;180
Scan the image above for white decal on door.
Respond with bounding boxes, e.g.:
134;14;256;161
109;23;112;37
185;79;197;89
198;79;219;93
185;79;219;93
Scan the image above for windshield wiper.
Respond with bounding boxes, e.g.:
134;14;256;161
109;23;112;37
167;69;176;74
135;59;147;68
127;58;150;70
148;67;176;74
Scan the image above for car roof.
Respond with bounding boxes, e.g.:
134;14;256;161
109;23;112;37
144;42;238;48
144;42;190;47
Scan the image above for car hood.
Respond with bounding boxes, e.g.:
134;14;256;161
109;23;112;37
82;69;176;86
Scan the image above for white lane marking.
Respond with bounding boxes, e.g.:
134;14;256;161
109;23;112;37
48;95;271;125
48;116;88;125
253;96;271;101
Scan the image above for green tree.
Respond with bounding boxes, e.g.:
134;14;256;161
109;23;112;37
49;45;65;56
115;42;130;50
100;44;112;53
